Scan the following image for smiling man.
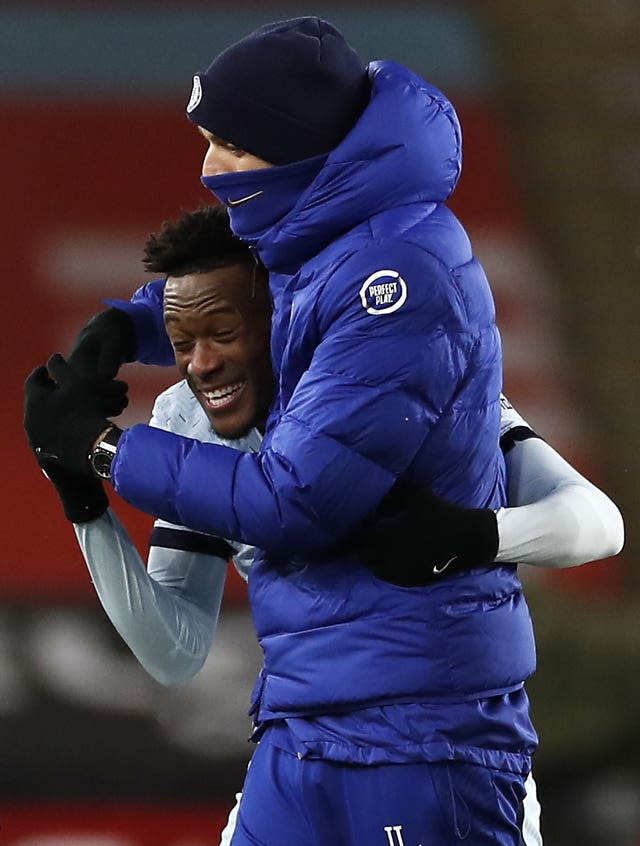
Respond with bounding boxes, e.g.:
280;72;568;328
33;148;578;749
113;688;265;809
156;212;273;440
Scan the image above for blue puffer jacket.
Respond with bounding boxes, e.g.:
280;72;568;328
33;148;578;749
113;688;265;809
111;61;536;721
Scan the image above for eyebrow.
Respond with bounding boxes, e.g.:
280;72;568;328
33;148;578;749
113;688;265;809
164;302;237;322
197;126;240;151
197;126;224;145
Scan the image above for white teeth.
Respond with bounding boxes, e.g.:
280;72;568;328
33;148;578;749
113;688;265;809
202;382;243;403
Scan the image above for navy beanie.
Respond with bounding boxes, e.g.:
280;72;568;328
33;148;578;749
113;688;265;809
186;17;370;165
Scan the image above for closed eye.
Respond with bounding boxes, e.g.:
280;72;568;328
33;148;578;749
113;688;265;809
212;330;240;343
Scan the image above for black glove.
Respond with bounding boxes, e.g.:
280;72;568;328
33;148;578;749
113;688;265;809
24;354;115;478
84;374;129;418
357;483;499;586
39;462;108;523
51;371;128;419
68;307;136;381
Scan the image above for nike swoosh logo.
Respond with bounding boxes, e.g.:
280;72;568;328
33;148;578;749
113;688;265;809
226;190;264;207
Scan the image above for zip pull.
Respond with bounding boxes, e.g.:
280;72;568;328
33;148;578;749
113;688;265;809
249;246;262;299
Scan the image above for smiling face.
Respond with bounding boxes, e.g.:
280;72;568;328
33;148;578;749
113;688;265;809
164;263;273;439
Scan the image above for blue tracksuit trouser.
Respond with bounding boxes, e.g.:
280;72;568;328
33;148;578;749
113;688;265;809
230;733;529;846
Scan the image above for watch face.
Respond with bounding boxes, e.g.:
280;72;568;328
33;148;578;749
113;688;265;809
91;450;113;480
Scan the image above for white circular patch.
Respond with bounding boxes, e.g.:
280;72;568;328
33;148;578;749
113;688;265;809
359;269;407;315
186;75;202;113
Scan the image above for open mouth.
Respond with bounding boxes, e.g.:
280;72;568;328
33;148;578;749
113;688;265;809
201;381;246;410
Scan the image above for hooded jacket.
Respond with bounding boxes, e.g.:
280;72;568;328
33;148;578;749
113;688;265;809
110;62;536;754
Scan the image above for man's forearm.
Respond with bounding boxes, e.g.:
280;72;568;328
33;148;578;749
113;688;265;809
495;437;624;567
74;510;227;685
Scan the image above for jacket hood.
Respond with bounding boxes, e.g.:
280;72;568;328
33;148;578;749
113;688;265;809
203;60;463;271
319;60;462;212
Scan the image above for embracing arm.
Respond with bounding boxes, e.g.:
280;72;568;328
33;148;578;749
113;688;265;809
495;407;624;567
338;397;624;582
103;278;174;366
67;278;173;381
74;511;230;685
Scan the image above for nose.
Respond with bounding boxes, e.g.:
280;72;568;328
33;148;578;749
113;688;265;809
202;144;231;177
187;339;224;380
202;146;217;177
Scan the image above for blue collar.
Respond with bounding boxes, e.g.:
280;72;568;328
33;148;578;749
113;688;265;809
201;153;328;249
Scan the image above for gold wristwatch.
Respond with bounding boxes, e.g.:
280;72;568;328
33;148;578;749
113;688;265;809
89;425;122;480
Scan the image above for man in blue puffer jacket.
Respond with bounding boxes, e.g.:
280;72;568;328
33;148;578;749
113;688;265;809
25;18;539;845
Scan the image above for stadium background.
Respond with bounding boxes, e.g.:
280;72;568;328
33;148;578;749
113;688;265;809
1;1;638;843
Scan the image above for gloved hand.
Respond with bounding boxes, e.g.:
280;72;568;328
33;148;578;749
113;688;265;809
24;354;117;478
39;462;109;523
357;483;499;586
87;374;129;418
68;307;136;381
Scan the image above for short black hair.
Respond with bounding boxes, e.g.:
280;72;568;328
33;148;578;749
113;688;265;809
143;204;254;278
